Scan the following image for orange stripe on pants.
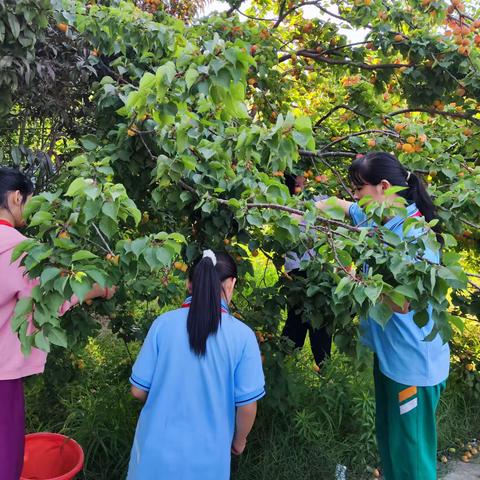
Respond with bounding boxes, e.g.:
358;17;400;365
398;386;417;403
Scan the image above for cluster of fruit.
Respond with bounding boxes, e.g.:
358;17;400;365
444;0;480;56
394;132;427;154
460;442;478;463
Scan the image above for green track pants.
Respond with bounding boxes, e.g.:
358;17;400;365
374;356;446;480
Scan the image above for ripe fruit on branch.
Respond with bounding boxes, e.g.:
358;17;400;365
106;253;120;265
174;261;188;272
315;174;328;183
127;124;138;136
303;22;313;33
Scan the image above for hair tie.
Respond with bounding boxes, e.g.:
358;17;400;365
202;249;217;266
406;170;411;182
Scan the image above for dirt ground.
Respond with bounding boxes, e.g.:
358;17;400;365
441;457;480;480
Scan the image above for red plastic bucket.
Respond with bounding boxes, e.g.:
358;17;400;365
21;433;84;480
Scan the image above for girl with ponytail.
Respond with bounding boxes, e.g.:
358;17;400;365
315;152;446;480
128;250;265;480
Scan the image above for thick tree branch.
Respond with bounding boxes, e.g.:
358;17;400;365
278;49;412;71
178;179;360;232
299;150;357;158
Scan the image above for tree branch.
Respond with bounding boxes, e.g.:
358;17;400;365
299;150;357;158
273;1;321;28
319;129;399;152
229;6;277;21
315;103;371;127
178;180;360;232
313;156;354;200
278;49;412;71
387;108;480;127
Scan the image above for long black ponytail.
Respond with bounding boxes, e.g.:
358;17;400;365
348;152;442;240
0;167;34;208
187;251;237;357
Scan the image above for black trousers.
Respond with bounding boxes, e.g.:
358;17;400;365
282;269;332;365
282;304;332;365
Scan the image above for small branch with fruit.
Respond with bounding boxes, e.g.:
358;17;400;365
319;129;400;152
278;49;412;71
387;108;480;127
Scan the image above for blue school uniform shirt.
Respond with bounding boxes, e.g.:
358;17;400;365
127;298;265;480
349;202;449;387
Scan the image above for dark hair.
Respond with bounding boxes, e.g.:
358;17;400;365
187;251;237;357
348;152;441;239
285;174;296;196
0;167;34;209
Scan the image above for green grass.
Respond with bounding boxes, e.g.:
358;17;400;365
25;328;480;480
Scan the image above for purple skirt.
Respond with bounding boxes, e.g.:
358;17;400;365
0;379;25;480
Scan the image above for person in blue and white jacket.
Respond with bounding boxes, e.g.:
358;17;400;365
314;152;447;480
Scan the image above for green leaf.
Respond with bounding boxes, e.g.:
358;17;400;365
85;269;107;286
7;13;20;39
156;247;173;265
40;267;61;285
185;67;199;89
334;276;352;296
414;310;430;328
72;250;98;262
65;178;87;197
306;285;322;297
246;214;262;227
11;239;36;262
29;210;53;227
394;284;418;300
34;331;50;353
69;279;92;302
448;314;464;333
14;297;33;318
102;201;118;220
131;238;149;257
80;135;98;151
369;303;392;327
365;285;382;303
46;327;68;348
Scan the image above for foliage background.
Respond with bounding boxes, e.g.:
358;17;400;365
1;0;480;477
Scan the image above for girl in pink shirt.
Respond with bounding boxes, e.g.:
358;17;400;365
0;167;115;480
